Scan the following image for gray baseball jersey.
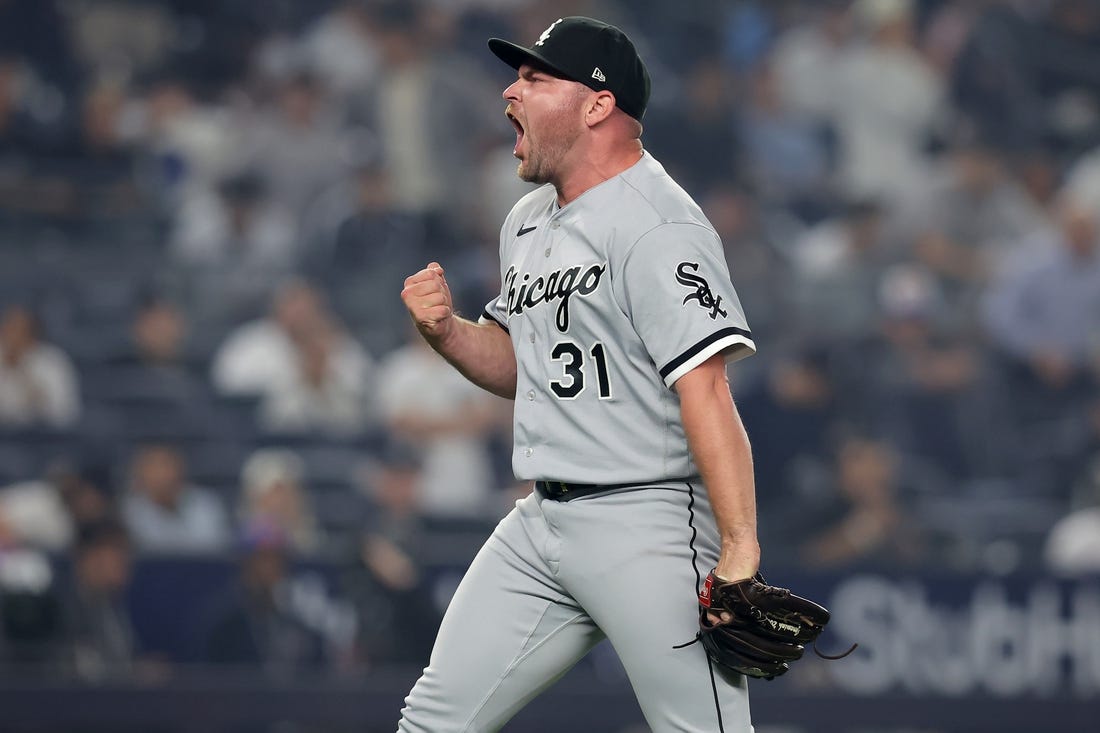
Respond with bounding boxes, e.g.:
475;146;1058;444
480;151;756;484
399;151;759;733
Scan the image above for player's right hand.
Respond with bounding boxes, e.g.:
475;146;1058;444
402;262;455;342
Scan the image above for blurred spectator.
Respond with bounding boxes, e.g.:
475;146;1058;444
212;280;364;390
298;1;382;99
1033;0;1100;151
169;168;297;270
73;295;216;451
377;329;506;518
135;79;246;206
113;292;212;411
57;519;136;681
830;0;945;201
97;295;212;422
246;72;353;218
353;0;499;231
736;346;838;512
0;304;80;428
344;441;438;667
840;264;981;479
62;82;143;218
0;460;114;555
889;136;1048;317
258;319;374;436
718;0;776;72
920;0;982;78
238;448;321;556
200;523;326;673
1013;146;1063;210
0;472;75;553
737;60;833;216
981;195;1100;427
53;461;115;535
950;0;1100;154
123;295;192;369
770;0;851;123
170;172;298;319
799;435;924;568
949;1;1045;151
0;56;69;160
788;198;891;342
121;444;232;554
644;57;742;197
357;441;426;582
302;159;430;357
210;280;374;435
0;547;60;667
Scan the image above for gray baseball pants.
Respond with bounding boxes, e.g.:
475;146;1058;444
397;483;753;732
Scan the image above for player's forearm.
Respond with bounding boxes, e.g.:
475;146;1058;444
427;316;518;400
675;355;760;581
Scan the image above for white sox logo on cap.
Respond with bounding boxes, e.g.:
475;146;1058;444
535;18;564;47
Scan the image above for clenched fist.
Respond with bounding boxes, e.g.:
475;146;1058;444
402;261;455;342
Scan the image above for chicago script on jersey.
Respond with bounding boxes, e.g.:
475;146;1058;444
504;262;606;332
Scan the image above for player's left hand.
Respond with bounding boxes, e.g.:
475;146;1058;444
689;570;854;680
711;541;760;621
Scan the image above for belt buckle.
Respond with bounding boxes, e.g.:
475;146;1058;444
559;482;570;495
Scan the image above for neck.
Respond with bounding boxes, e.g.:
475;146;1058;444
554;140;643;207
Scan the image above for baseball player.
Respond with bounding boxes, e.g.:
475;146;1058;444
398;17;760;732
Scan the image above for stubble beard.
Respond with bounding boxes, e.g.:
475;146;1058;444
518;138;570;184
516;96;584;185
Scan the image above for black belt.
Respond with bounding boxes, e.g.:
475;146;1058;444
535;479;692;501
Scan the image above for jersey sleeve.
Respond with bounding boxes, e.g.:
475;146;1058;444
479;293;509;332
618;222;755;387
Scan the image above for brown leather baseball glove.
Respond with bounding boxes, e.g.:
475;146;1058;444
692;570;848;680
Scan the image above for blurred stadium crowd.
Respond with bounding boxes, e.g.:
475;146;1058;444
0;0;1099;685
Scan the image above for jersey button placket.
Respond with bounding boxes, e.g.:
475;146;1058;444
546;219;560;257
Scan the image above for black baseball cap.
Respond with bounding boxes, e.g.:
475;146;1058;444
488;17;651;121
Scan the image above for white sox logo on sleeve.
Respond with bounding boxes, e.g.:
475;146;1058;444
675;262;727;320
504;263;606;332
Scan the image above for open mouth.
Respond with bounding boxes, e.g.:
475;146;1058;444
507;111;525;155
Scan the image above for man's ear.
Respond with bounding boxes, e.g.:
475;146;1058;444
585;91;617;127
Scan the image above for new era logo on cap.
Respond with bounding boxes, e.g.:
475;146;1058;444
488;16;651;120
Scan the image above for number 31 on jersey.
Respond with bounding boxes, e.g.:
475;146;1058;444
549;341;612;400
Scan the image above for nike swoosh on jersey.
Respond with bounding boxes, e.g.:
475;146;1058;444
517;225;537;237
